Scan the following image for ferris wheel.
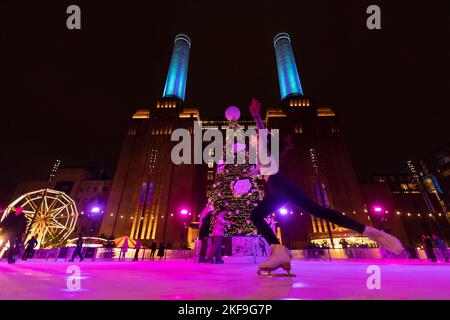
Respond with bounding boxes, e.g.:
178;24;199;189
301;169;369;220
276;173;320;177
2;189;78;248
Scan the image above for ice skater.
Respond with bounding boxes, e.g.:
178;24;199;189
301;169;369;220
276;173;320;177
69;233;84;262
133;238;141;261
119;237;129;261
259;238;267;257
422;234;437;262
206;211;228;264
150;240;157;259
243;98;404;275
0;207;27;264
22;235;38;261
198;204;214;263
432;235;449;262
157;242;165;260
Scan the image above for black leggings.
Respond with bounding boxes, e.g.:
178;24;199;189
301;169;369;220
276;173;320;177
250;173;366;245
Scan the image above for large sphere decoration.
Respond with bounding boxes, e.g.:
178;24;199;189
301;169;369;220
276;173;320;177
2;189;78;248
232;179;252;196
225;106;241;121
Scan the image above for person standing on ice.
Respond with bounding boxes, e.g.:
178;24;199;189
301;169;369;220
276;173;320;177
132;238;141;262
150;240;157;259
119;237;129;261
432;235;449;262
259;238;267;257
22;235;38;261
198;203;214;263
243;98;404;275
0;207;27;263
157;242;165;260
206;211;228;264
69;233;84;262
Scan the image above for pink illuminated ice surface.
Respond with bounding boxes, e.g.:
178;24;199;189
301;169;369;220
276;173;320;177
0;259;449;300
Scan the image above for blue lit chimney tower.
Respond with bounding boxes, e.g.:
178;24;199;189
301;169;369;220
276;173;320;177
273;33;304;100
162;34;191;102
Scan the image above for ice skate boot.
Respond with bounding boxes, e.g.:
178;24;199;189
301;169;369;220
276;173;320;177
257;244;295;277
363;226;404;255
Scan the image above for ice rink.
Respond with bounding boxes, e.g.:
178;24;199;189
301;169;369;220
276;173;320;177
1;258;449;300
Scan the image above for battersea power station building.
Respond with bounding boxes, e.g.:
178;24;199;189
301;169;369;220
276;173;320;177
98;33;382;248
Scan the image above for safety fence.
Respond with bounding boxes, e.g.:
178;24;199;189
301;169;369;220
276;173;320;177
11;246;448;263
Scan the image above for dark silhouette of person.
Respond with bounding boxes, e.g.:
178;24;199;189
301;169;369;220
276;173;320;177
432;234;449;262
259;238;267;257
340;238;349;249
133;238;141;261
0;207;27;264
69;233;84;262
157;242;165;260
422;234;437;262
198;204;214;263
340;238;353;258
22;235;38;261
150;241;157;259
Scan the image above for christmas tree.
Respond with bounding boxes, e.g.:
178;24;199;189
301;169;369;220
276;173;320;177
207;108;263;236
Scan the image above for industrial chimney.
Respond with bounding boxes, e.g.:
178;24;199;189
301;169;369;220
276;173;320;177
273;32;304;101
162;34;192;102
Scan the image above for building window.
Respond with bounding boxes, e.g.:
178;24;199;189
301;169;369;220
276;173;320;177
207;171;214;180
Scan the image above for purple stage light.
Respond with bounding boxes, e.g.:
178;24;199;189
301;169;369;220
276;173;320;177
279;208;288;215
180;209;188;215
91;207;101;214
373;206;383;214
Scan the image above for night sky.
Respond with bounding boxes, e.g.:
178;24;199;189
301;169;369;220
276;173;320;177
1;0;449;205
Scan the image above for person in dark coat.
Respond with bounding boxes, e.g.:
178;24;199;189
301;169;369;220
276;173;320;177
0;207;27;263
422;234;437;262
198;204;214;263
133;238;141;261
69;233;84;262
432;234;449;262
259;238;267;257
339;238;349;249
157;242;165;260
22;235;38;261
150;241;157;259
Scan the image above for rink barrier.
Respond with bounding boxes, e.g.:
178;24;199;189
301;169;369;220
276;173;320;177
11;247;449;262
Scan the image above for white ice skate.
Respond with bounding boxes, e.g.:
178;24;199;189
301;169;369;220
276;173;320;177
363;226;404;255
257;244;295;277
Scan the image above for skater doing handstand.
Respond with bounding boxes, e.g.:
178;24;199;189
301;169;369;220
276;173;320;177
242;98;404;275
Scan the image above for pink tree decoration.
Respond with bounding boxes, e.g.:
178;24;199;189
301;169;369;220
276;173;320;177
232;179;252;196
225;105;241;121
